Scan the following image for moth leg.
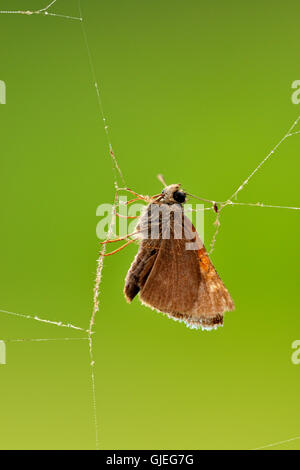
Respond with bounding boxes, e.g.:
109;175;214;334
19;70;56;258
117;187;148;201
100;231;139;244
103;239;135;257
114;192;145;218
151;193;164;201
115;212;139;219
124;197;143;205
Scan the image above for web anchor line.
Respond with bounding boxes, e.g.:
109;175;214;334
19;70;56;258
206;115;300;254
0;308;88;333
253;435;300;450
6;337;88;343
228;116;300;202
0;0;83;21
77;0;130;448
77;0;125;188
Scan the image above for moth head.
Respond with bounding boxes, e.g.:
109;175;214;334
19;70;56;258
161;184;186;204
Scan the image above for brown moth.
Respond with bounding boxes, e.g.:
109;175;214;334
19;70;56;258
124;183;234;330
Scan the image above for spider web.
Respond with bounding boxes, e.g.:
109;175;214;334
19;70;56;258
0;0;299;450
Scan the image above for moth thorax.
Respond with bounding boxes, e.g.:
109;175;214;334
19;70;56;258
161;184;186;204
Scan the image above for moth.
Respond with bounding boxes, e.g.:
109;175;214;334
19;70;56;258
121;179;234;330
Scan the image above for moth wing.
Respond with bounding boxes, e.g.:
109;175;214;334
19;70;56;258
183;215;235;329
124;204;234;330
124;239;161;303
124;204;201;310
140;236;201;314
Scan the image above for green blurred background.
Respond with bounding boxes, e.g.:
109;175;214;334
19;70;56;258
0;0;299;450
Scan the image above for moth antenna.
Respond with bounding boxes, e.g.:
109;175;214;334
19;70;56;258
186;192;218;204
157;174;167;187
